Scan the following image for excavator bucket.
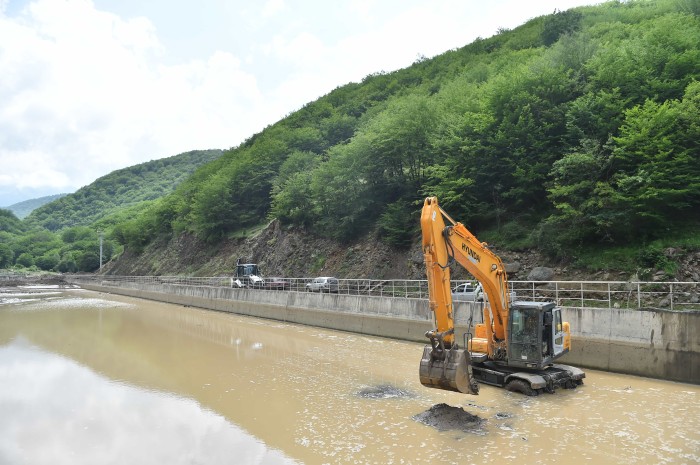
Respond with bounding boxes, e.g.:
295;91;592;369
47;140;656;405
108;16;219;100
419;345;479;395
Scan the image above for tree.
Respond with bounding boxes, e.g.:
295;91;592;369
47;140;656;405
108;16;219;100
543;141;612;253
57;253;77;273
377;200;418;248
36;253;60;271
566;89;628;145
607;81;700;237
310;142;375;241
270;171;317;226
361;94;440;196
0;243;13;268
16;253;34;268
541;9;583;46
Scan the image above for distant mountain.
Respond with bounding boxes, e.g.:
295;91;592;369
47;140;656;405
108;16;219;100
6;193;69;219
24;149;224;231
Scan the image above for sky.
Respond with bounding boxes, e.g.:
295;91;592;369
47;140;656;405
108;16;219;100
0;0;598;207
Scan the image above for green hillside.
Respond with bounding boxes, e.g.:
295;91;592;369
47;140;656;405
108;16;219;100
5;194;69;219
0;149;222;272
114;0;700;271
25;149;223;231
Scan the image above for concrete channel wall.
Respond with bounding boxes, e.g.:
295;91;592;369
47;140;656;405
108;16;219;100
77;280;699;385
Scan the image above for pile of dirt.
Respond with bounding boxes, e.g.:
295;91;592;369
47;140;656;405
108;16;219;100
413;403;485;432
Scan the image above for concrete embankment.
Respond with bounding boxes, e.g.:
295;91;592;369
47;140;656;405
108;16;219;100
76;280;699;384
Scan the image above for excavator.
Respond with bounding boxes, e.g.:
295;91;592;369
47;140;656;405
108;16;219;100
418;197;585;396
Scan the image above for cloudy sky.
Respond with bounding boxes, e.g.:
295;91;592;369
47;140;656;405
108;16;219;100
0;0;597;207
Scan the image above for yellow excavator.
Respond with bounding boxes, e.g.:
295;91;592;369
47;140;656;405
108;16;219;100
419;197;585;396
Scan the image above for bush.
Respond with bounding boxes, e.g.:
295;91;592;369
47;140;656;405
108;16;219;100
15;253;34;268
35;253;60;271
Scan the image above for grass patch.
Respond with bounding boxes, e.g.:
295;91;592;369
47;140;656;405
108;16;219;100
226;221;271;240
477;220;537;251
573;226;700;274
310;254;326;274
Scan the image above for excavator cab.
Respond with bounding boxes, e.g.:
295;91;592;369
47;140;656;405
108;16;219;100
507;301;568;369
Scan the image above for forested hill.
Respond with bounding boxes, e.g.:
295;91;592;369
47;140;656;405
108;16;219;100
5;193;68;219
25;149;223;232
114;0;700;272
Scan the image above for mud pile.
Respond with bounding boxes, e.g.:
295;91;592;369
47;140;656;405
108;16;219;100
413;403;484;432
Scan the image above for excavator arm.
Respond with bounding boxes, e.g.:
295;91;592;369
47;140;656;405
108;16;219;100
419;197;513;395
421;196;511;359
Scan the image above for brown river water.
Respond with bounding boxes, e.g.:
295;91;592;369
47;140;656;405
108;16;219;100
1;287;698;465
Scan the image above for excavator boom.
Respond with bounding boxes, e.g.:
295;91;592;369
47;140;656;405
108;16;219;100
421;197;511;359
419;196;495;395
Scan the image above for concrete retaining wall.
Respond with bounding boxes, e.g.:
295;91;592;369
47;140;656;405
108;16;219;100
560;306;698;384
78;281;699;385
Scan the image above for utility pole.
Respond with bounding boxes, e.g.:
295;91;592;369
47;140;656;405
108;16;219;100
99;231;103;271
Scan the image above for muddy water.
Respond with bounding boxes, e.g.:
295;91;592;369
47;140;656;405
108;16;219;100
1;287;698;465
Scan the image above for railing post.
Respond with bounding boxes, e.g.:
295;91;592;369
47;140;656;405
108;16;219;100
670;283;674;311
608;282;611;309
637;283;641;309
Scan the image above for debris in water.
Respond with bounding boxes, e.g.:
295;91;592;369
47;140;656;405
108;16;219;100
413;403;485;432
357;384;415;399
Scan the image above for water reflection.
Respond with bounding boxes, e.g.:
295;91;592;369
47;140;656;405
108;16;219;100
0;338;298;465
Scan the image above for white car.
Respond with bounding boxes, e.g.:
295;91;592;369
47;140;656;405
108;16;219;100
452;282;516;303
305;277;339;293
452;282;484;302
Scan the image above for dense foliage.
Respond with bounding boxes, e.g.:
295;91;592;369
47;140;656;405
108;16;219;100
0;208;108;272
113;0;699;264
25;149;223;231
0;150;222;272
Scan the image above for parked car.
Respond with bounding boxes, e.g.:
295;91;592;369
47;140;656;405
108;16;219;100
452;282;516;303
305;277;339;293
452;282;484;302
264;277;290;290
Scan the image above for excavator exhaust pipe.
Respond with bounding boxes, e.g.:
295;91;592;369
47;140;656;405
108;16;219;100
419;345;479;395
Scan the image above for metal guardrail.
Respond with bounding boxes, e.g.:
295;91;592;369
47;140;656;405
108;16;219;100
65;275;700;311
510;280;699;311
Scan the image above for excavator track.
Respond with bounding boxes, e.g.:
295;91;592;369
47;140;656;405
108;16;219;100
471;361;585;395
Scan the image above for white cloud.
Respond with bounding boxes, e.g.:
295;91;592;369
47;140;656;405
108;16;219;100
0;0;267;202
262;0;286;18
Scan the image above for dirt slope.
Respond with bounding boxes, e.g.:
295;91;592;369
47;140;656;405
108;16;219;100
102;219;700;283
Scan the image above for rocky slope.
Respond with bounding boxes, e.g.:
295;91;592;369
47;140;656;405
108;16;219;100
101;218;700;285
